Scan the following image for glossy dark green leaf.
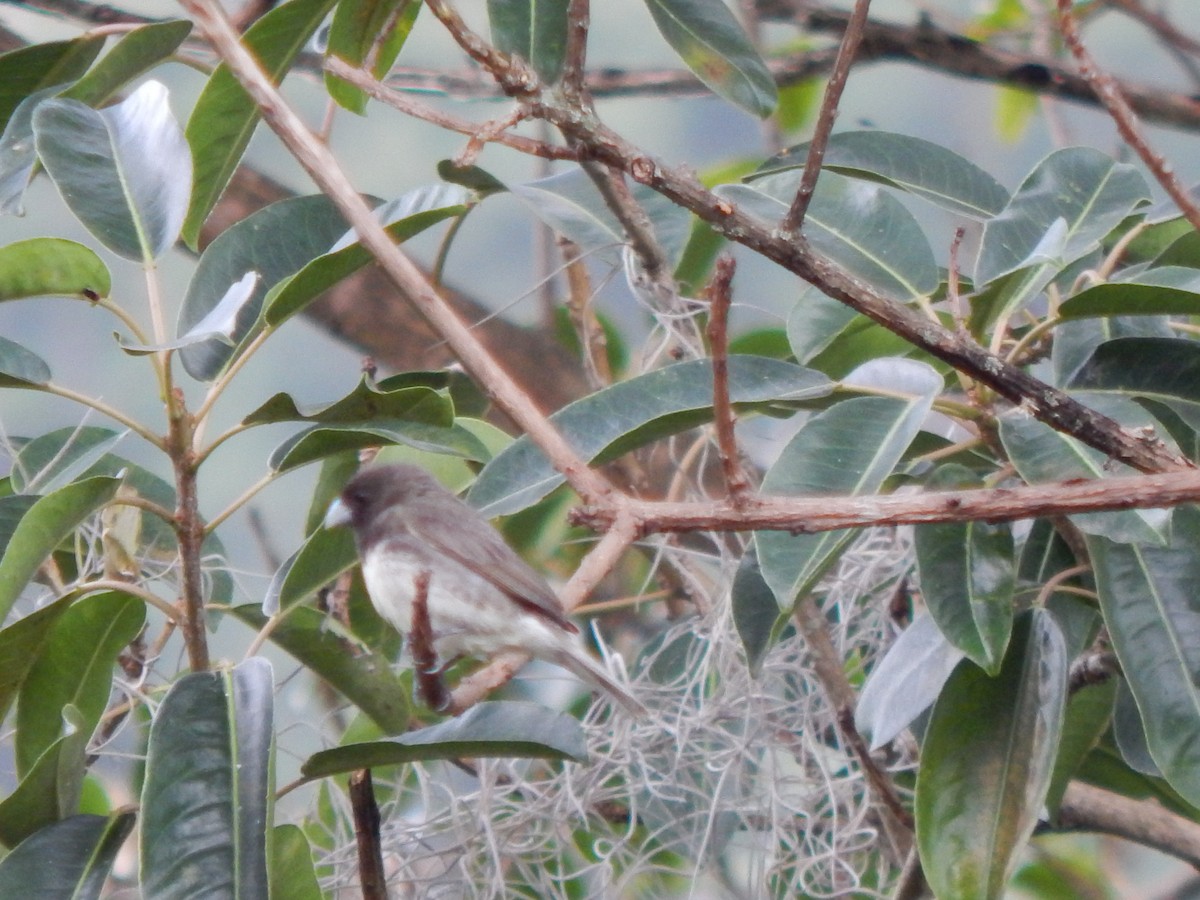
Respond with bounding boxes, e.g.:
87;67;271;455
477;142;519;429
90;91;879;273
0;594;75;725
61;20;193;107
231;605;409;733
10;425;124;493
511;167;692;265
265;184;471;327
1059;266;1200;319
270;419;488;473
437;159;507;197
756;362;940;607
915;464;1015;674
34;81;190;262
916;610;1067;900
755;130;1009;219
269;824;322;900
976;147;1149;287
1070;337;1200;412
0;812;135;899
16;591;144;776
856;613;966;750
489;0;568;82
643;0;776;117
0;705;90;849
998;394;1171;544
718;170;939;300
731;546;783;675
246;378;449;427
182;0;338;247
326;0;421;113
1088;505;1200;806
140;658;274;900
0;475;121;623
0;238;111;302
262;525;357;616
0;86;60;215
1112;677;1159;776
1044;679;1115;821
469;356;831;516
179;194;352;381
0;336;51;388
0;36;104;132
1051;316;1174;388
1076;741;1200;822
302;701;587;778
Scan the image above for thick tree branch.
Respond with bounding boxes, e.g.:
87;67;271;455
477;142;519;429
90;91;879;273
1059;781;1200;869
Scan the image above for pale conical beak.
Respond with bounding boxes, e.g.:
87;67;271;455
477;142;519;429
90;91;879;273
324;497;351;529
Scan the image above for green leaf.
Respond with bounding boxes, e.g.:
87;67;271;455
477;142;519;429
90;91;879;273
269;824;322;900
915;464;1015;674
0;705;90;848
916;610;1067;900
1070;336;1200;409
0;36;105;132
0;86;61;215
182;0;338;247
302;701;588;778
11;425;124;493
1045;679;1115;821
0;812;135;899
230;605;409;733
0;336;51;388
179;193;352;381
643;0;777;118
0;594;76;725
489;0;569;83
511;167;693;266
1059;267;1200;319
976;147;1149;287
856;612;966;750
61;20;194;107
270;418;488;473
262;525;357;616
730;547;783;676
998;394;1172;544
326;0;421;113
0;238;111;302
1088;505;1200;807
34;81;191;262
263;184;472;327
755;130;1009;219
1051;315;1173;388
756;361;940;608
469;356;831;516
0;475;121;623
16;591;145;777
717;169;939;300
140;658;274;900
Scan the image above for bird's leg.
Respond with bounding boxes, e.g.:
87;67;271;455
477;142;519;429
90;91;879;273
410;569;450;711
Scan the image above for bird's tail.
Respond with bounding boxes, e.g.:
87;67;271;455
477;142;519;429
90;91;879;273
548;644;647;718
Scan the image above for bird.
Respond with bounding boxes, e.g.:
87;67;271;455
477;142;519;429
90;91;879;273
324;463;646;717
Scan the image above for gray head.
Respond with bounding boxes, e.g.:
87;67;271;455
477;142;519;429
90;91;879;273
324;463;448;534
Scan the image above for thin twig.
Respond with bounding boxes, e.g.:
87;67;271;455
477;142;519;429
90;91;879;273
561;0;590;99
704;255;751;504
349;769;388;900
1057;0;1200;233
780;0;873;235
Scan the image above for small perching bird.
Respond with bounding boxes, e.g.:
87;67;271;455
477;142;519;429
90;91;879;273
324;463;645;717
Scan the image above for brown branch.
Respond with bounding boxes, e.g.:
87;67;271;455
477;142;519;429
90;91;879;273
1057;0;1200;234
760;0;1200;132
349;769;388;900
780;0;872;235
1058;780;1200;868
704;255;751;504
561;0;590;100
573;466;1200;535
